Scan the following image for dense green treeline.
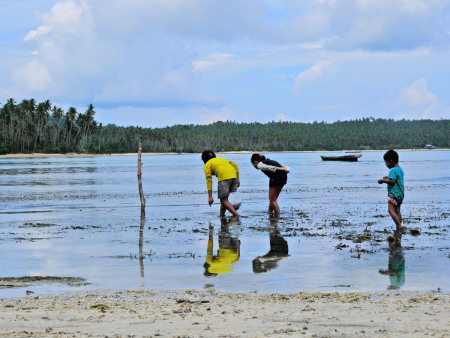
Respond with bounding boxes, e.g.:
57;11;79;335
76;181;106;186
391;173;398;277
0;98;448;154
0;98;98;154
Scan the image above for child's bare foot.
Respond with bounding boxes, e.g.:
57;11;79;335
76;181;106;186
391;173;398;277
397;226;408;233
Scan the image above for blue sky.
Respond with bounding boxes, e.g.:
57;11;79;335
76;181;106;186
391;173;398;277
1;0;449;127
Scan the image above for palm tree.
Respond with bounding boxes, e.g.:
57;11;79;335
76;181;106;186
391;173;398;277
51;106;64;147
64;107;78;151
76;104;96;152
20;98;36;152
34;101;51;151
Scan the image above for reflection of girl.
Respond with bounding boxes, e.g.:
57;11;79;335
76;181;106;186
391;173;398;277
253;215;289;273
251;154;290;214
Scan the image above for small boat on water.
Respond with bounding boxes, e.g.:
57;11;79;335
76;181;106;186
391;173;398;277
320;154;362;162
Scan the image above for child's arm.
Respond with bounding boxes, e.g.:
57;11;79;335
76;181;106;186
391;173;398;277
230;161;240;187
378;176;395;185
204;163;214;205
257;162;290;173
205;225;214;266
257;162;276;172
206;239;214;260
209;223;214;240
208;189;214;205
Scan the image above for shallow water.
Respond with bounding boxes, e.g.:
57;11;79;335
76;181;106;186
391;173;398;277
0;151;449;297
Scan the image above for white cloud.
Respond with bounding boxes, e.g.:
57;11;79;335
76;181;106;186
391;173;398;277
41;0;84;26
299;42;323;50
11;0;212;106
1;0;450;127
195;106;251;125
291;0;450;51
294;61;331;89
197;107;236;125
12;61;52;92
394;79;450;119
399;78;437;106
24;25;52;41
277;113;289;121
193;53;235;71
276;113;300;122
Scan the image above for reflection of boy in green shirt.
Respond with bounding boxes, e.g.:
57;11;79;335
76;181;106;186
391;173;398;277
388;251;405;288
204;218;240;276
379;231;405;289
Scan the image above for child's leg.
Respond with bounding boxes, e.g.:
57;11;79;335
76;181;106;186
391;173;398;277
268;189;274;213
270;200;281;215
220;196;240;217
268;186;282;215
220;203;226;217
388;202;402;230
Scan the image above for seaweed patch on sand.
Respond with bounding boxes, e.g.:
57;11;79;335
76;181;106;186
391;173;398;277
0;277;88;289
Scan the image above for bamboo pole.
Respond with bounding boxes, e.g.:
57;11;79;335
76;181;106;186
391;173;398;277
139;215;145;277
138;143;146;277
138;142;146;216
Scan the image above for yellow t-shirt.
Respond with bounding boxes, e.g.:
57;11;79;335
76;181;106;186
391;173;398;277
204;157;239;191
205;240;240;274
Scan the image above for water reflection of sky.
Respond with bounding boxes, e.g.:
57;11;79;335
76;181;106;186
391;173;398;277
0;151;449;297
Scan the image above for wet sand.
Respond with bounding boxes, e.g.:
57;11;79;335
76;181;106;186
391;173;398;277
0;290;448;337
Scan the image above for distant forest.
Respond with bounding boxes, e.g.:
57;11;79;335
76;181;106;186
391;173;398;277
0;98;448;154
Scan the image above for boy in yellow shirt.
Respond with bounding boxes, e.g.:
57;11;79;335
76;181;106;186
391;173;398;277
202;150;240;217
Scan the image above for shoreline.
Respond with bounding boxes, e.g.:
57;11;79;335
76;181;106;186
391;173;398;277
0;289;448;337
1;148;448;159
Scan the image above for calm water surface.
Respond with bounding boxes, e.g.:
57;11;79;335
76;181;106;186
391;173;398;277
0;151;449;297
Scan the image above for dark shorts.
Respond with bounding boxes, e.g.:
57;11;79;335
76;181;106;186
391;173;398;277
218;178;237;199
219;235;239;250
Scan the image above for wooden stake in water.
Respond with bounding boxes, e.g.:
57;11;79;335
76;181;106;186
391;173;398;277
139;215;145;277
138;142;146;216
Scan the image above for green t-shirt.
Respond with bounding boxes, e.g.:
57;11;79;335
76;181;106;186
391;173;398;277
389;252;405;287
387;167;404;204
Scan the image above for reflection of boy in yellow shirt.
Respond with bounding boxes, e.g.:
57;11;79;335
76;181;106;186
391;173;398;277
202;150;240;217
204;219;240;276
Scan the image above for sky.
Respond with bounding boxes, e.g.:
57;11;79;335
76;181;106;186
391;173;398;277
1;0;449;128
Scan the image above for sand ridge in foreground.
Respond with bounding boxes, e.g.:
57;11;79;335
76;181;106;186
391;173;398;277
0;289;448;337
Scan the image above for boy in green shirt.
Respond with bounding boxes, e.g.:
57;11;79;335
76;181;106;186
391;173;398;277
378;150;405;231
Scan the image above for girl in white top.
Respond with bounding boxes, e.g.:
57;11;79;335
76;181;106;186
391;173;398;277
250;154;290;214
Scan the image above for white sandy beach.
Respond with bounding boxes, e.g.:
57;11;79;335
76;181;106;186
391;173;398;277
0;289;448;337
